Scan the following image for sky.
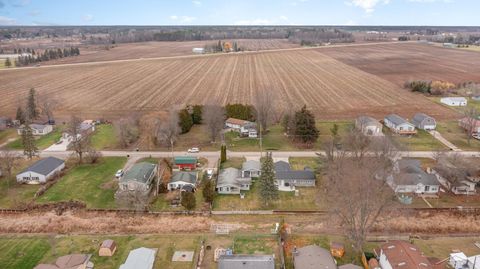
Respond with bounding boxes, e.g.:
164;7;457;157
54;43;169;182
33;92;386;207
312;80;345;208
0;0;478;26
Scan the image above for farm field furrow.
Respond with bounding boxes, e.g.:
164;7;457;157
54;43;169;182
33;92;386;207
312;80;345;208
0;47;458;120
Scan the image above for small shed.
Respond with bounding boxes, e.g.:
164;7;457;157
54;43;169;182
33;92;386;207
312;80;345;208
174;156;197;170
330;242;345;258
99;239;117;257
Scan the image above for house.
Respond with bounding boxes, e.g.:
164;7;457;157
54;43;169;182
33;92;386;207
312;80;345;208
174;156;197;170
377;241;433;269
449;252;480;269
16;157;65;184
241;160;261;178
459;117;480;135
216;167;252;194
34;254;93;269
411;113;436;130
274;161;316;191
80;120;95;134
17;124;53;136
226;118;250;131
441;97;468;106
386;159;440;195
99;239;117;257
240;122;258;138
384;114;416;135
355;116;383;136
119;247;157;269
192;48;205;54
118;162;157;192
167;171;198;192
433;162;478;195
218;254;275;269
293;245;337;269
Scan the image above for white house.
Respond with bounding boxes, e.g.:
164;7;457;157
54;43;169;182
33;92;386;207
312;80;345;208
386;159;440;195
192;48;205;54
355;116;383;136
449;252;480;269
441;97;467;107
17;124;53;136
225;118;248;130
240;122;258;138
16;157;65;184
216;167;252;194
167;171;198;192
384;114;417;135
241;160;261;178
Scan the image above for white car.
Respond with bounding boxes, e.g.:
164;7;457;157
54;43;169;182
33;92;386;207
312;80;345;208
115;169;124;178
188;147;200;153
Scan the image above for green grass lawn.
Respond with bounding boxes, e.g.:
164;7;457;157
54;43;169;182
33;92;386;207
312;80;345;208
0;158;41;208
37;157;127;208
220;157;246;169
7;125;64;150
0;236;51;269
0;129;17;146
387;129;447;151
91;124;118;150
436;120;480;151
232;235;276;254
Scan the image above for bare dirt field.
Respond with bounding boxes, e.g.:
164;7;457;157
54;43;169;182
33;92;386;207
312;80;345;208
321;43;480;87
0;44;457;120
38;39;299;66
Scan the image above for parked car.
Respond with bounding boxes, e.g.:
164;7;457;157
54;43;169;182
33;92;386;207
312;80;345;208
115;169;124;178
188;147;200;153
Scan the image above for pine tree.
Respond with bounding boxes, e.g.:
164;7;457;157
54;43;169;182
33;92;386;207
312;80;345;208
192;105;203;124
220;144;227;163
4;58;12;68
26;88;39;120
202;179;215;203
181;191;196;211
21;122;38;159
178;108;193;134
259;152;278;207
294;105;319;145
16;106;25;124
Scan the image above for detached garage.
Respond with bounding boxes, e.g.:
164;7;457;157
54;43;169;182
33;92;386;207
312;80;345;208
16;157;65;184
411;113;436;130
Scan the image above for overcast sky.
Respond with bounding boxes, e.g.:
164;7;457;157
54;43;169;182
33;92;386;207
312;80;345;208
0;0;478;26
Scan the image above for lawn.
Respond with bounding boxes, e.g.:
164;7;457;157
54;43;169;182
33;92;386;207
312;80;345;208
37;157;127;208
7;125;65;150
0;236;51;269
220;157;246;169
436;120;480;151
289;157;322;171
387;129;447;151
91;124;118;150
0;128;17;146
0;158;41;208
156;124;219;151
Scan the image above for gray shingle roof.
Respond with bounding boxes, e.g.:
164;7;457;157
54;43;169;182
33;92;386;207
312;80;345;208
411;113;434;126
21;157;64;176
218;255;275;269
395;159;440;186
120;162;156;184
274;161;291;172
217;168;251;187
276;170;316;181
170;171;197;184
385;114;409;126
242;160;261;171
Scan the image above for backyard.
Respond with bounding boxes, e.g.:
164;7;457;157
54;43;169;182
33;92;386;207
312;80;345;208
0;158;40;208
36;157;127;208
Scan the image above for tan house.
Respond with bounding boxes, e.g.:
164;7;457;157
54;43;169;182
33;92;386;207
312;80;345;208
99;239;117;257
34;254;93;269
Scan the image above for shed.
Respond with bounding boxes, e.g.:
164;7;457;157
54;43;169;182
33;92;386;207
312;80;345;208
16;157;65;184
0;117;8;130
119;247;157;269
441;97;467;107
411;113;436;130
330;242;345;258
99;239;117;257
174;156;197;170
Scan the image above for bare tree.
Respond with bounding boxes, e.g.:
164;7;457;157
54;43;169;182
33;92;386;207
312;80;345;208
254;89;275;132
115;189;150;212
85;148;103;164
203;105;225;143
66;115;91;164
38;93;59;123
156;109;180;154
434;152;479;189
324;131;397;254
0;150;20;189
462;107;479;145
114;116;140;148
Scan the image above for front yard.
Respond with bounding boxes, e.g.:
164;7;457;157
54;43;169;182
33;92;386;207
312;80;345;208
387;129;447;151
7;125;65;150
436;120;480;151
90;124;119;150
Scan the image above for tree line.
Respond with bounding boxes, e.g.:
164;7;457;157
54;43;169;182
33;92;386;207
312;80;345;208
13;47;80;67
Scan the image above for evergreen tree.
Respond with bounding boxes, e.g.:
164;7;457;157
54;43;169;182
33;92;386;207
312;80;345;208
330;123;339;144
202;179;215;204
26;88;39;120
181;191;196;211
192;105;203;124
294;105;319;145
21;122;38;159
259;152;278;206
220;144;227;163
16;106;25;124
178;108;194;134
4;58;11;68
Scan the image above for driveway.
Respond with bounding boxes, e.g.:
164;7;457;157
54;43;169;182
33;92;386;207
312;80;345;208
428;130;460;151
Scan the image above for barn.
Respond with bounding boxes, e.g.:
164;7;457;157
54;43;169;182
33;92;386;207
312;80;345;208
174;156;197;170
16;157;65;184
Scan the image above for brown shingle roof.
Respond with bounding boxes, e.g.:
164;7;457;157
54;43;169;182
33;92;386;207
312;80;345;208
380;241;433;269
226;118;249;126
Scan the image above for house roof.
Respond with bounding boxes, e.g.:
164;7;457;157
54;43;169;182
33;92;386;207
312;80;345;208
274;161;291;172
35;254;91;269
394;159;439;186
218;254;275;269
20;157;64;176
385;114;411;126
339;264;363;269
226;118;249;126
217;168;251;187
293;245;337;269
170;171;197;184
357;116;381;127
120;162;156;184
174;156;197;165
242;160;261;171
379;241;433;269
441;97;467;102
119;247;157;269
411;113;435;126
276;170;316;181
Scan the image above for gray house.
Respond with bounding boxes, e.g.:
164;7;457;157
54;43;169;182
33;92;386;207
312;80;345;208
387;159;440;195
293;245;336;269
411;113;436;130
355;116;383;136
241;160;261;178
384;114;416;135
216;167;252;194
167;171;198;192
118;162;157;192
274;161;316;190
218;254;275;269
16;157;65;184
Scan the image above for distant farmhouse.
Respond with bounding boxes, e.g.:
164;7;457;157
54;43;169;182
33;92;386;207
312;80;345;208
16;157;65;184
441;97;467;107
225;118;258;138
17;123;53;136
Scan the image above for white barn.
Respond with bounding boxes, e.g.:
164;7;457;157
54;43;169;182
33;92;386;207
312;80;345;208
16;157;65;184
441;97;467;107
